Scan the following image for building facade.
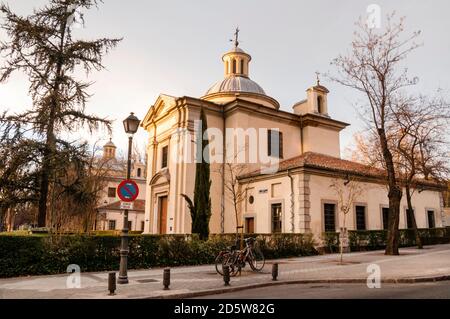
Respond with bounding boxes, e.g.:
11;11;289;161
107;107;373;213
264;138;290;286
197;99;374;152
141;41;446;239
94;140;147;232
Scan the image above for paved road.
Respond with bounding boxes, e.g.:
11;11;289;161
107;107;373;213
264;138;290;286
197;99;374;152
195;281;450;299
1;244;450;299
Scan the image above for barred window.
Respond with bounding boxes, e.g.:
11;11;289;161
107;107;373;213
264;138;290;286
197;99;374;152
355;205;366;230
324;203;336;232
107;187;116;198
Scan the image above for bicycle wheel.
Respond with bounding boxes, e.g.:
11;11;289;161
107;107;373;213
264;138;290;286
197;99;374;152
248;246;265;271
215;252;240;276
215;252;231;276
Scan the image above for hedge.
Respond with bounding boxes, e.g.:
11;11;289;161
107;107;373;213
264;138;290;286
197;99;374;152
0;233;317;278
321;227;450;253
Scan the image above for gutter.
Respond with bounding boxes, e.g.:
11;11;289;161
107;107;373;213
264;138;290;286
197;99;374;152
221;106;226;233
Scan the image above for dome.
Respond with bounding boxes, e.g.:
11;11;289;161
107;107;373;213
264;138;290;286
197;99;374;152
202;29;279;109
103;139;116;148
205;75;266;96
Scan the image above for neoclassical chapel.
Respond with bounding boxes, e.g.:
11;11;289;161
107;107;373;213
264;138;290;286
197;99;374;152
140;34;445;238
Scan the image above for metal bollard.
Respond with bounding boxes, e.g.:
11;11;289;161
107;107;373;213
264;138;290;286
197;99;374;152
272;263;278;281
163;268;171;290
108;272;116;295
223;265;230;286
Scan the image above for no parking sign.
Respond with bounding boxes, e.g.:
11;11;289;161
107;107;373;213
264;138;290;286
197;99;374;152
117;179;139;203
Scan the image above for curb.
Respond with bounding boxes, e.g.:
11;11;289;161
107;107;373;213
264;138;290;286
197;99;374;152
148;275;450;299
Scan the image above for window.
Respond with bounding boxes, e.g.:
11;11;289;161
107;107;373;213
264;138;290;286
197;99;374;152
137;168;141;177
248;195;254;204
107;187;116;198
355;205;366;230
406;209;414;229
427;210;435;228
141;221;145;231
271;203;282;233
382;207;389;230
108;220;116;230
128;221;132;230
324;203;336;232
267;129;283;158
161;145;168;169
232;59;237;73
240;59;244;74
317;96;323;114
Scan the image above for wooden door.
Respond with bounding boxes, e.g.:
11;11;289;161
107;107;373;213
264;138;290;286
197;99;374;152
159;196;168;234
245;217;255;234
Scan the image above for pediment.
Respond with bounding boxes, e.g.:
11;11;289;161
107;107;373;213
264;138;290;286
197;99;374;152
149;169;170;186
141;94;178;129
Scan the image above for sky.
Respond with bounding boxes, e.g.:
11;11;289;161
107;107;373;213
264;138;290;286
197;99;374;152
0;0;449;158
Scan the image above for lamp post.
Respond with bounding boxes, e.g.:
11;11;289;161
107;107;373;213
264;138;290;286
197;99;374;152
118;112;140;284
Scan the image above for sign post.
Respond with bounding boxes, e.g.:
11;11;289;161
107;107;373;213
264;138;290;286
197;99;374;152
117;179;139;284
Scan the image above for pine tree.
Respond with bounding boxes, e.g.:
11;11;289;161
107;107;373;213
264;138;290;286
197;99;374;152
0;0;121;227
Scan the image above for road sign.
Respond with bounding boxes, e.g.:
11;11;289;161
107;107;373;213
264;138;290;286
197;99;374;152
120;202;134;210
117;179;139;203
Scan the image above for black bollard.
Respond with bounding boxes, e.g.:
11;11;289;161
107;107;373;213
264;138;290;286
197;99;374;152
272;263;278;281
223;265;230;286
108;272;116;295
163;268;171;290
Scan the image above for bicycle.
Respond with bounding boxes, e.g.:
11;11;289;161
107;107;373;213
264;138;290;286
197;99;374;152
215;237;265;276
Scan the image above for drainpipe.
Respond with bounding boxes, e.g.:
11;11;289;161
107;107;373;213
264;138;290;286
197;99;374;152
221;106;226;233
299;116;304;154
287;169;295;233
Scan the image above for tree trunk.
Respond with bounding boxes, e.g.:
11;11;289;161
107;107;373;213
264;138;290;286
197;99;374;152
37;20;67;228
406;184;423;249
378;128;402;255
340;213;347;264
386;187;402;255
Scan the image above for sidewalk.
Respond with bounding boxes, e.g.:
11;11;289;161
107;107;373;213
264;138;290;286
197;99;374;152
1;244;449;299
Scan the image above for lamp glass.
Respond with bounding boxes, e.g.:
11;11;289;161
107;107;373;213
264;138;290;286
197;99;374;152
123;112;140;134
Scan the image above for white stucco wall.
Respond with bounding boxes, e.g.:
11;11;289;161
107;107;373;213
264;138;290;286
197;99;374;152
240;172;444;240
99;211;145;231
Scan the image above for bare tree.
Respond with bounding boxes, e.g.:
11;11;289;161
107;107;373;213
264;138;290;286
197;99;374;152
329;177;364;263
351;94;449;248
220;161;252;233
331;13;422;255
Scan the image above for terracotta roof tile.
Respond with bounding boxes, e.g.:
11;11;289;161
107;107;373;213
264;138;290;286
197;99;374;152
240;152;442;188
240;152;385;179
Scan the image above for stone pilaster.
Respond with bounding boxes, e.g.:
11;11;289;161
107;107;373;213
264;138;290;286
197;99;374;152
298;173;311;233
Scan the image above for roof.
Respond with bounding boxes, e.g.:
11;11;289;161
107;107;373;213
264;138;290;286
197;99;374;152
103;139;116;148
240;152;384;179
96;199;145;212
239;152;443;188
205;75;266;96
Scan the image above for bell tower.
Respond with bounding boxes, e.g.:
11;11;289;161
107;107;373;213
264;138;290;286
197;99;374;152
293;74;330;117
103;138;116;160
222;27;251;77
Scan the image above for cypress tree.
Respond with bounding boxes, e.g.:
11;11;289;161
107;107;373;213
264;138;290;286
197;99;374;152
193;107;211;239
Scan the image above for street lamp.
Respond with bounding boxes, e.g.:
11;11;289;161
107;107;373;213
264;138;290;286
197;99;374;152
118;112;140;284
